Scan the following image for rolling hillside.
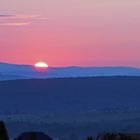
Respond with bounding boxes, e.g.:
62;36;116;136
1;62;140;80
0;76;140;113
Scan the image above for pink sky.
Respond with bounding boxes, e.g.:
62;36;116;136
0;0;140;67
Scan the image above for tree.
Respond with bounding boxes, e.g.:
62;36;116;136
30;132;36;140
87;136;94;140
0;120;9;140
96;133;134;140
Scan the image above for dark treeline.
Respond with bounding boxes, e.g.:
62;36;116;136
87;133;135;140
0;120;140;140
0;120;53;140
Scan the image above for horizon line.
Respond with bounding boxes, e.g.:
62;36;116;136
0;61;140;69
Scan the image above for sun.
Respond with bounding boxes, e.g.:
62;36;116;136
34;62;48;68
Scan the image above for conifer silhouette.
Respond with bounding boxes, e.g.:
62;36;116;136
87;136;94;140
0;120;9;140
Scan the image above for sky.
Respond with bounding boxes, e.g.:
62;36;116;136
0;0;140;67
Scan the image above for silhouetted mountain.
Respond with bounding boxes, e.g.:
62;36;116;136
0;77;140;113
1;62;140;80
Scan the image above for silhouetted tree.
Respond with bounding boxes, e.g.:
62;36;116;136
30;132;36;140
96;133;134;140
0;120;9;140
87;136;94;140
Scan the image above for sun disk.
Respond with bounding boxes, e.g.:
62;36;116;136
34;62;48;68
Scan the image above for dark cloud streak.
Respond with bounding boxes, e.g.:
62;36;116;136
0;15;13;17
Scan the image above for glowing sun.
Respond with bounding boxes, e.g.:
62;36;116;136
34;62;48;68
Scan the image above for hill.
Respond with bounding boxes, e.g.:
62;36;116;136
1;62;140;80
0;76;140;113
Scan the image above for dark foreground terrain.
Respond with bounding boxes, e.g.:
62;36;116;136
0;76;140;138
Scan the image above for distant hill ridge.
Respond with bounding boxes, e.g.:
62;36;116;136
0;62;140;80
0;76;140;113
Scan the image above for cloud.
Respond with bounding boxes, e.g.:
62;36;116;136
0;14;48;20
0;14;47;27
0;22;31;26
0;15;13;18
14;15;48;20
